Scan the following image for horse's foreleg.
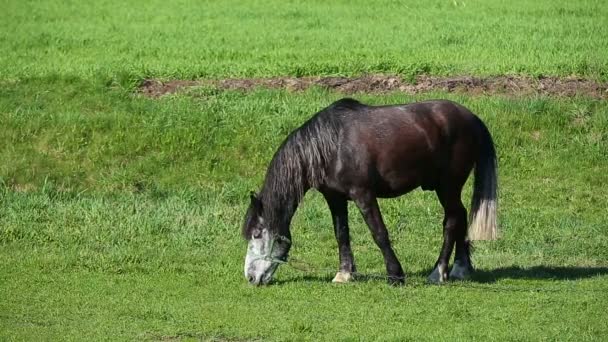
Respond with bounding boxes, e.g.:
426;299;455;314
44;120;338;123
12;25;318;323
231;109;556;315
352;191;405;285
322;191;356;283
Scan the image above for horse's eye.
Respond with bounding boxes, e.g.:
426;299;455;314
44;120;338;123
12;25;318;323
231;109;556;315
252;228;262;239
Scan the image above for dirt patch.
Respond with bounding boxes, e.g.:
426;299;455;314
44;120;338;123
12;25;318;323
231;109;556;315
139;79;199;98
139;75;608;98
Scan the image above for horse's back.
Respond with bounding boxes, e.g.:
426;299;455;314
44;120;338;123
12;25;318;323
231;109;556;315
326;99;478;137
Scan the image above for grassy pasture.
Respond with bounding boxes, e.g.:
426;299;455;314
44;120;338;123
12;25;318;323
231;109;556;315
1;86;608;340
1;0;608;340
1;0;608;80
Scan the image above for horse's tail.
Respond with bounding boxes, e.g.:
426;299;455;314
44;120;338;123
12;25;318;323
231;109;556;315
468;116;499;240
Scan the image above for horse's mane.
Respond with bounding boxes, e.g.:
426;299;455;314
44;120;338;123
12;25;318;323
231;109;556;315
256;98;364;235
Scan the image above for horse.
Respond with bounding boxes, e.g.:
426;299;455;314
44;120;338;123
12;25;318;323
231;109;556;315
242;98;498;286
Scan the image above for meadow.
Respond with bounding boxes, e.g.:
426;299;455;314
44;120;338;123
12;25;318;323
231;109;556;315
1;0;608;340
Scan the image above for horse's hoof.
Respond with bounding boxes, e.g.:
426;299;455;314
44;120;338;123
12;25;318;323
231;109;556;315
449;262;472;281
332;271;353;283
387;274;405;286
427;266;448;284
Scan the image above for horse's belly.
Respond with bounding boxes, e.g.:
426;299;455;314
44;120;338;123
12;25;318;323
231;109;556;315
373;168;433;198
326;129;441;197
374;184;421;198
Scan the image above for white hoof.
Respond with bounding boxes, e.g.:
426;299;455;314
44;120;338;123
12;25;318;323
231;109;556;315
428;265;448;284
332;271;353;283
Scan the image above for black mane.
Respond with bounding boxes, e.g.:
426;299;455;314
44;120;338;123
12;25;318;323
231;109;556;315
328;98;364;110
247;98;363;237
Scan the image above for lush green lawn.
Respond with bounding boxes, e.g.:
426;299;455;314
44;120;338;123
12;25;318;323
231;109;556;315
1;86;607;340
2;0;608;340
1;0;607;80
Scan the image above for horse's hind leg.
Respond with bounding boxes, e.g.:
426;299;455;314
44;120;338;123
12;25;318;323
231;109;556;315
428;188;469;284
448;195;473;280
450;237;473;280
322;191;356;283
352;190;405;285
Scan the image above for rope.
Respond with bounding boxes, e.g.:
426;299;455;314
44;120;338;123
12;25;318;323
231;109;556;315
285;256;411;282
282;256;607;293
249;235;291;264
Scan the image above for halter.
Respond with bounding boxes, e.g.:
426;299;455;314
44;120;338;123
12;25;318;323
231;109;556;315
250;235;291;264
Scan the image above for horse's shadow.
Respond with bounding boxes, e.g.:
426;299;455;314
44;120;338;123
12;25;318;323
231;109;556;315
463;265;608;284
275;266;608;285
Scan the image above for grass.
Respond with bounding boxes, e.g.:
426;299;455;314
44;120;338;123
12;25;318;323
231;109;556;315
1;85;608;340
1;0;608;340
1;0;607;80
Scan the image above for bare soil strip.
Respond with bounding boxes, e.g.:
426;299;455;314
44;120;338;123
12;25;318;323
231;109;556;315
139;75;608;98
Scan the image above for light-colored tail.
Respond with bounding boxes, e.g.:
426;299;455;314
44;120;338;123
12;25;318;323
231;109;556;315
468;117;499;240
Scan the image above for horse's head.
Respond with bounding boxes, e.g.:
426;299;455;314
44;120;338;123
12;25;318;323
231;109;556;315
242;192;291;285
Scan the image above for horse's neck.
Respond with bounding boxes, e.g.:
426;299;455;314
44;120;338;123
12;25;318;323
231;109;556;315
260;165;308;236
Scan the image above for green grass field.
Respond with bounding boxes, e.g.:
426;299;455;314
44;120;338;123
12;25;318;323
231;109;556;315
2;0;608;80
1;0;608;340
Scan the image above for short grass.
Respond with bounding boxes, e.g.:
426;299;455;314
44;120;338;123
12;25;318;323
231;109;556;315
1;83;607;340
1;0;608;80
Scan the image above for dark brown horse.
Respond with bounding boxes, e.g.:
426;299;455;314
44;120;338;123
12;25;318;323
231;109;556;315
243;98;498;285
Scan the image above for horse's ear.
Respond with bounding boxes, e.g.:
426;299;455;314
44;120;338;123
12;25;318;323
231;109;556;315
249;191;263;214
